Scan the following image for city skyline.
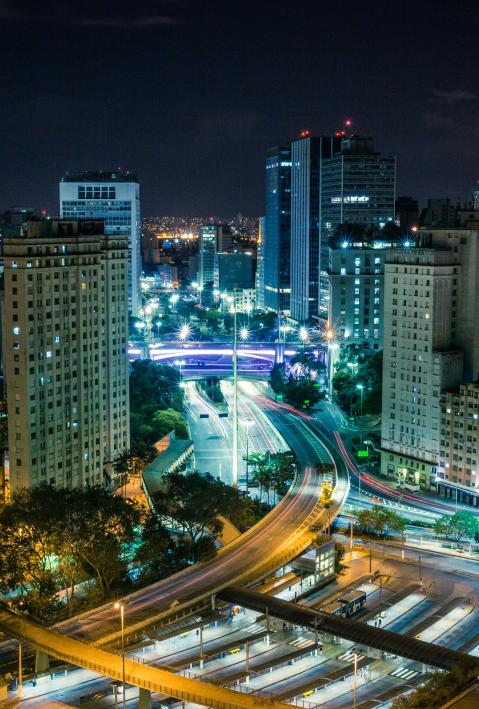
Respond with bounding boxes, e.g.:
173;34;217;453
0;0;478;216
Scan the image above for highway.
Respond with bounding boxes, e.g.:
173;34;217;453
8;395;347;654
185;380;286;485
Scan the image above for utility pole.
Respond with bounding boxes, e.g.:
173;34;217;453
231;293;238;488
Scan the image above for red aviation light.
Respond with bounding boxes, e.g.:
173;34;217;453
299;129;311;138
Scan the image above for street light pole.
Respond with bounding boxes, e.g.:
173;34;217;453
231;295;238;488
115;602;126;709
353;652;358;709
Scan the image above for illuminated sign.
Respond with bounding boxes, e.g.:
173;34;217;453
331;196;370;204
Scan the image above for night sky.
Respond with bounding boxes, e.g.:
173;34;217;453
1;0;478;216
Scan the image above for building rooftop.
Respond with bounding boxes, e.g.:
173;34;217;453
61;170;138;183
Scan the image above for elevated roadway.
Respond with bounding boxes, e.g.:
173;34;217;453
55;401;348;646
0;605;291;709
0;399;348;708
217;586;470;672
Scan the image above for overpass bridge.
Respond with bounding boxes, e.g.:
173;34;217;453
128;342;300;368
0;399;348;706
0;605;291;709
218;586;468;672
0;397;471;706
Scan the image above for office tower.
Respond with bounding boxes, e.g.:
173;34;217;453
418;223;479;382
290;133;344;322
395;196;419;231
59;170;141;315
420;198;457;228
263;146;291;313
3;219;130;492
381;249;463;489
328;238;402;351
198;222;233;302
255;217;265;310
214;252;255;292
438;383;479;504
290;135;321;322
321;136;396;315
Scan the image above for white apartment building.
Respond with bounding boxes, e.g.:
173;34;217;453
438;382;479;506
60;170;141;315
3;219;129;492
381;249;463;488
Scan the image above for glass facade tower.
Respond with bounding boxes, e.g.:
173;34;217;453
263;146;291;313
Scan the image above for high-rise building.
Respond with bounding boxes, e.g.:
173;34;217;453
256;217;265;310
328;238;403;350
263;146;291;313
290;133;344;322
381;249;463;489
3;219;129;492
59;170;141;314
214;252;255;293
321;136;396;316
198;223;233;302
290;135;321;322
395;196;419;231
438;382;479;505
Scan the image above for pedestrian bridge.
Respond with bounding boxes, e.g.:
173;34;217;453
0;605;290;709
218;586;470;672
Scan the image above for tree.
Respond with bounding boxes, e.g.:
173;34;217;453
320;481;333;508
269;364;287;394
151;408;189;440
130;360;183;416
284;377;322;409
356;508;405;538
152;472;225;561
0;485;141;616
434;512;478;544
135;512;192;582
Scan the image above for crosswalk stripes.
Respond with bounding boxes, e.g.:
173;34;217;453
290;636;316;649
245;623;265;634
390;667;420;681
337;651;365;663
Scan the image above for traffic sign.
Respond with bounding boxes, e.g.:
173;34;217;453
357;450;369;457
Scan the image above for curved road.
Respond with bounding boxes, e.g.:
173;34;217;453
1;399;340;653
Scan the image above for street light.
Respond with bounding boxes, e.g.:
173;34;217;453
240;327;249;344
178;323;191;342
245;302;253;324
114;602;126;709
229;295;238;488
327;341;339;399
356;383;364;418
242;418;254;493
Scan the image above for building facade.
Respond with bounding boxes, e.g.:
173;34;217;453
59;170;141;314
321;137;396;316
198;223;233;302
256;217;265;310
214;252;255;293
264;146;291;313
328;239;396;350
381;249;463;488
290;135;321;322
437;382;479;505
3;219;129;492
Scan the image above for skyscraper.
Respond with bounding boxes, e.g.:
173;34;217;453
3;219;130;492
198;222;233;302
263;145;291;313
321;135;396;315
381;249;463;489
255;217;265;310
290;133;342;322
59;170;141;314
